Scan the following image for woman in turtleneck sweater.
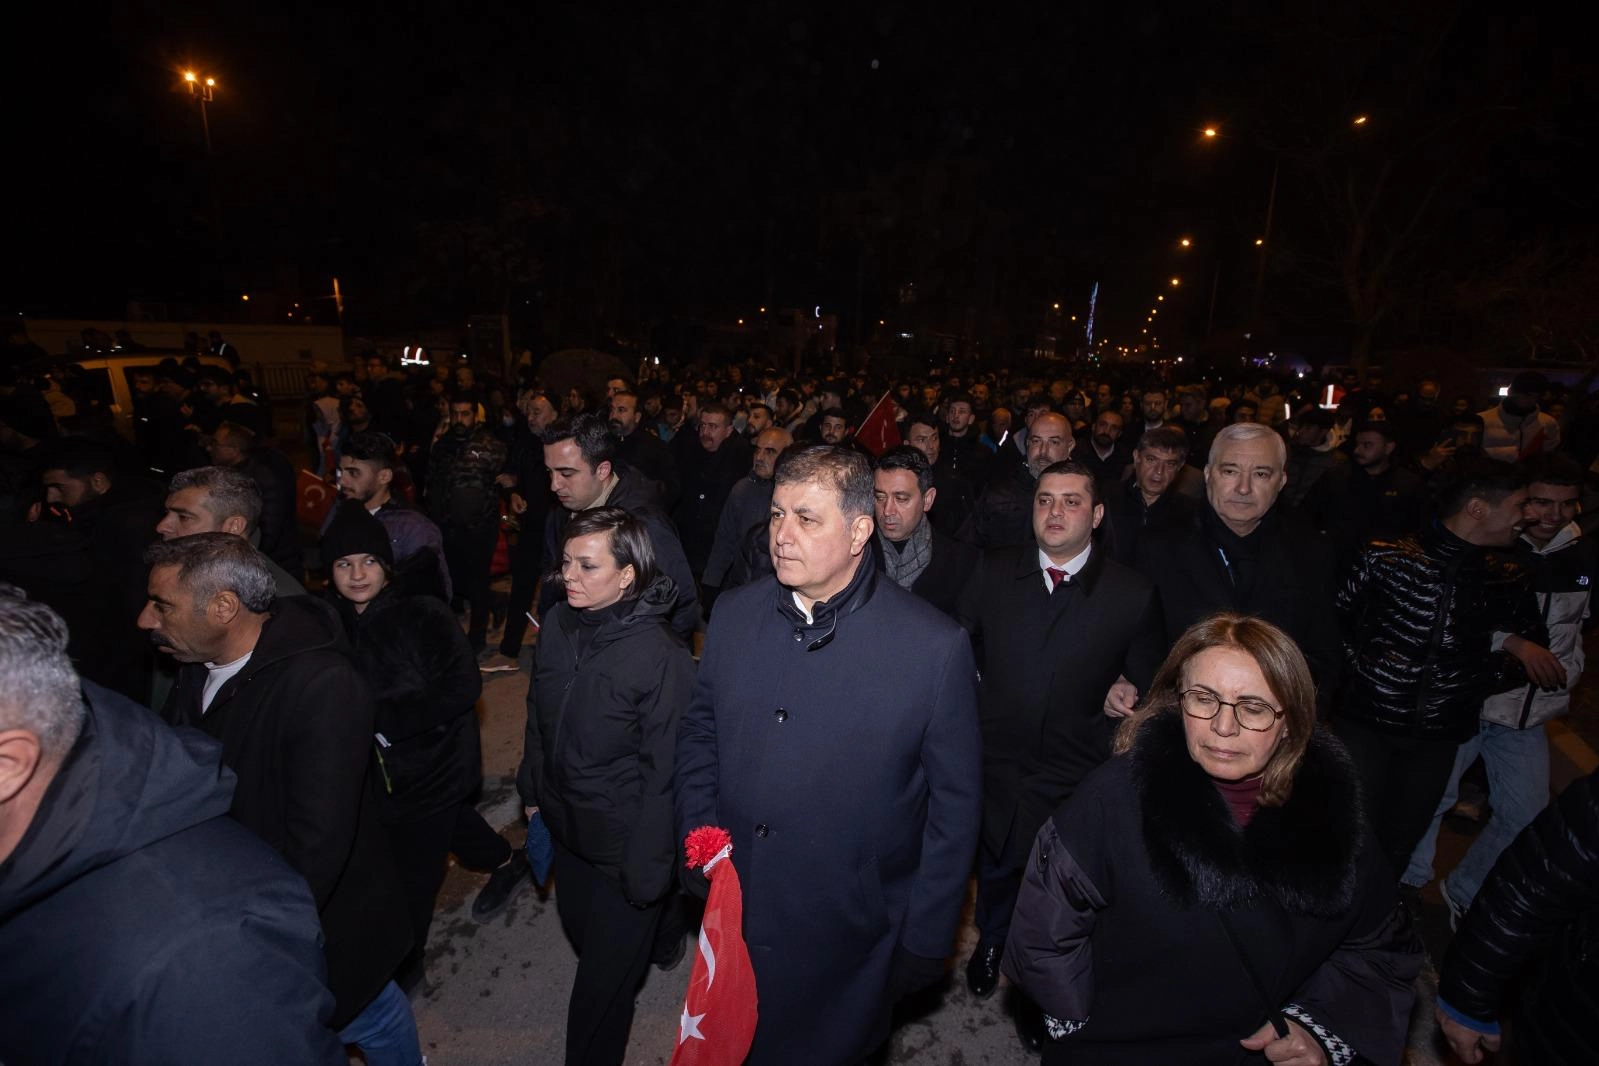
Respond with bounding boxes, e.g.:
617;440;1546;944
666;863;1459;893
1002;613;1420;1066
516;506;696;1066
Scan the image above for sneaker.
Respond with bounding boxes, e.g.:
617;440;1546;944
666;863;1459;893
478;652;520;674
471;851;531;921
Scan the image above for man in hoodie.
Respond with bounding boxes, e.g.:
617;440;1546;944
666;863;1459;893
0;589;343;1065
139;534;419;1063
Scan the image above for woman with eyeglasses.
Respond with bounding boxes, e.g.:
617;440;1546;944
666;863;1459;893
1003;613;1420;1065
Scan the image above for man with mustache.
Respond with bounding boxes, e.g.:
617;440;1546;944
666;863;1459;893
138;534;418;1062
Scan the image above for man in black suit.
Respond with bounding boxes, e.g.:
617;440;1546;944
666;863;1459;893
957;459;1163;1050
871;446;976;618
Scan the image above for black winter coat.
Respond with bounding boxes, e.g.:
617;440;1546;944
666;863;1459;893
1100;478;1197;564
1439;769;1599;1066
672;433;753;573
1336;521;1545;741
1004;713;1420;1065
518;576;696;904
1135;503;1341;707
166;596;412;1028
334;587;484;822
959;544;1164;866
0;683;342;1065
238;446;304;577
676;553;982;1066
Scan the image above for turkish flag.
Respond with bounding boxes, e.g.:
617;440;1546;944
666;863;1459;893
296;469;338;527
671;828;758;1066
853;391;902;457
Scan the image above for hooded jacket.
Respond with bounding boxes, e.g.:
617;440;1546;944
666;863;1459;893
1336;522;1546;741
1480;523;1594;729
518;575;695;904
0;683;342;1065
166;595;412;1028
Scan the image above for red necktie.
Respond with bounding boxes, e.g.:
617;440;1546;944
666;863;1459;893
1047;566;1067;591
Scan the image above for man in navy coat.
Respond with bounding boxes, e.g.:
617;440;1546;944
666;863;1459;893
676;444;981;1066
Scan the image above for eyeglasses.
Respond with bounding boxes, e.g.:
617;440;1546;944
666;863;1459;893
1180;689;1283;732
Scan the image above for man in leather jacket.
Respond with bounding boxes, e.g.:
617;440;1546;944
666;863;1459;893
1435;769;1599;1065
1335;459;1559;879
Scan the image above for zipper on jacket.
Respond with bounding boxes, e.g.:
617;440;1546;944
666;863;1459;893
1517;553;1556;730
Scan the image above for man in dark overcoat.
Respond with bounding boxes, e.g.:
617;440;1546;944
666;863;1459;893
871;445;977;618
676;444;981;1066
141;534;416;1058
1127;421;1341;713
956;459;1163;1048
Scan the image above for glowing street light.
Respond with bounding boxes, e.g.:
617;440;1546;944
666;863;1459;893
1352;114;1369;127
1157;295;1164;302
1202;126;1219;138
1052;302;1060;310
1179;237;1192;248
1254;238;1264;246
1169;277;1181;287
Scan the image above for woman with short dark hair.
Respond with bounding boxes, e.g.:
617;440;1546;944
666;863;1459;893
1004;613;1420;1065
517;507;696;1066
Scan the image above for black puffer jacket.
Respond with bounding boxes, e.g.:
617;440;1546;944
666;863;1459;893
1336;521;1545;742
1439;770;1599;1066
518;575;696;904
333;586;484;822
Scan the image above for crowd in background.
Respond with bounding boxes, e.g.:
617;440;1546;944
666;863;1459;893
2;334;1598;1065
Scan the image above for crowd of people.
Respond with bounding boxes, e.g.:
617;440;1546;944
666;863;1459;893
1;343;1597;1065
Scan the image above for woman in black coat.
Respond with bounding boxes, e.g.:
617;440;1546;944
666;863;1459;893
322;501;515;970
1003;613;1420;1065
516;506;696;1066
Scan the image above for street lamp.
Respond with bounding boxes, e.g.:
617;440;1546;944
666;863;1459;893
1179;237;1192;248
1202;126;1219;139
1169;277;1181;287
182;70;217;153
1352;115;1369;127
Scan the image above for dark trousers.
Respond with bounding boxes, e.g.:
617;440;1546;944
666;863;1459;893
386;802;513;953
1335;716;1463;881
498;527;544;657
444;523;499;651
974;833;1023;948
553;841;662;1066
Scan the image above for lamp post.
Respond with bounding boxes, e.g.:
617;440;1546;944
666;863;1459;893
182;70;224;247
183;71;216;154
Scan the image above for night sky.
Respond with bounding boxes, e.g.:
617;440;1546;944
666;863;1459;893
10;3;1594;363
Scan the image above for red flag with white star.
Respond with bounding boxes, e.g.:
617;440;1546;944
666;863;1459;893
670;827;758;1066
853;391;902;457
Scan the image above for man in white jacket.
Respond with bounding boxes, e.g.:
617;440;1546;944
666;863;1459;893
1403;453;1593;918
